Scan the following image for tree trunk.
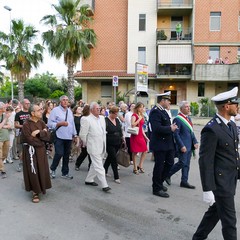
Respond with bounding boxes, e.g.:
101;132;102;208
18;80;25;103
67;64;75;103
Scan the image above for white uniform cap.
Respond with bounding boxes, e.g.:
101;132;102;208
211;87;240;105
156;91;171;100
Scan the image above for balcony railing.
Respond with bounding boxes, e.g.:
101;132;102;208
156;28;192;42
193;64;240;81
158;0;193;8
157;64;192;78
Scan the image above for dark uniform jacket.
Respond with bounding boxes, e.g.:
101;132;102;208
199;115;240;197
148;104;175;152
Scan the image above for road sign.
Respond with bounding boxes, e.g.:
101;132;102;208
112;76;118;87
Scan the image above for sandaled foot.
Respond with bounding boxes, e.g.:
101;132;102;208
133;169;139;175
137;166;145;173
32;193;40;203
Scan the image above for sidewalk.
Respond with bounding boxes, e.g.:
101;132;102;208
191;117;211;126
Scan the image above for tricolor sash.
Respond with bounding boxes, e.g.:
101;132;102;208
175;113;193;132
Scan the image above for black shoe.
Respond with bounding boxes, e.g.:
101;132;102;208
85;181;98;186
102;187;111;192
180;182;195;189
162;185;168;192
153;190;169;198
165;177;171;186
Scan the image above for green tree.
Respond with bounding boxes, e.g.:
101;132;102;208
74;86;82;100
41;0;97;103
0;19;44;102
25;72;64;98
49;90;65;99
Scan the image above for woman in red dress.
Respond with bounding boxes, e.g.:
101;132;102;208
130;102;149;174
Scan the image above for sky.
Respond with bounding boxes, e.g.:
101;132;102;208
0;0;81;78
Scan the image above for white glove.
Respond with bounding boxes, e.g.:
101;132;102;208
203;191;215;206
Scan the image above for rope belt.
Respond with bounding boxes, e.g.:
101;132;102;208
23;143;36;174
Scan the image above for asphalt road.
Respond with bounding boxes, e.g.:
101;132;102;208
1;125;240;240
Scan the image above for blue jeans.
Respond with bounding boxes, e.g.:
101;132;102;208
50;137;72;175
168;150;192;183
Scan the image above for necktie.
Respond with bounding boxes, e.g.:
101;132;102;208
227;122;233;135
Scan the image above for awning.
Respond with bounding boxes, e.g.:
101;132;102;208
158;45;192;64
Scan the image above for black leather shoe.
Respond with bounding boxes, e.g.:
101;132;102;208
180;182;195;189
162;185;168;192
165;177;171;186
85;181;98;186
102;187;111;192
153;190;169;198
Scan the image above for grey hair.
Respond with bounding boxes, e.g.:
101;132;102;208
59;95;68;101
22;98;30;104
178;101;189;109
29;104;36;114
120;103;127;109
90;102;99;110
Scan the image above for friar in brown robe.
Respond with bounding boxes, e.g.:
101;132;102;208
21;103;51;203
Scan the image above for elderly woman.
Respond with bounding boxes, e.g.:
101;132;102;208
104;106;123;183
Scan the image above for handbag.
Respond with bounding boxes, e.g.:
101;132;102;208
49;110;68;143
116;144;130;167
127;126;139;135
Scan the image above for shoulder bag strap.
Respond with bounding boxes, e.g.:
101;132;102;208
55;109;68;131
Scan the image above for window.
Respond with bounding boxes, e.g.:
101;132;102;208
198;83;205;97
209;46;220;62
138;47;146;64
210;12;221;31
101;82;112;98
228;83;238;91
139;14;146;31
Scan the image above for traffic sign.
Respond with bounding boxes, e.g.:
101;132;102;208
112;76;118;87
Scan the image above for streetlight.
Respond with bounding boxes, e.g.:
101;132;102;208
3;5;14;100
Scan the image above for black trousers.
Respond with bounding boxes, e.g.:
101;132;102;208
152;150;174;192
75;147;91;169
104;144;119;180
192;195;237;240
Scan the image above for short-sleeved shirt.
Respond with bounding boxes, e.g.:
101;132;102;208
15;110;30;133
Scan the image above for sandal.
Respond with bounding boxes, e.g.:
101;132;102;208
137;166;145;173
32;193;40;203
133;169;139;175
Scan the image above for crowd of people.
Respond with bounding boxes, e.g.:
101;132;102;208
0;95;198;199
0;87;240;239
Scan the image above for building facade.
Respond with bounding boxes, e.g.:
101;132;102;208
75;0;240;108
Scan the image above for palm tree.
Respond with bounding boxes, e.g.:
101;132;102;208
0;19;44;102
41;0;97;103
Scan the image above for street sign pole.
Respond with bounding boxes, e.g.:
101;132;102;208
112;76;118;104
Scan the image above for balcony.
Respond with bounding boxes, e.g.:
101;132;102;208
157;28;192;43
80;0;95;16
157;0;193;15
156;64;192;79
193;64;240;81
